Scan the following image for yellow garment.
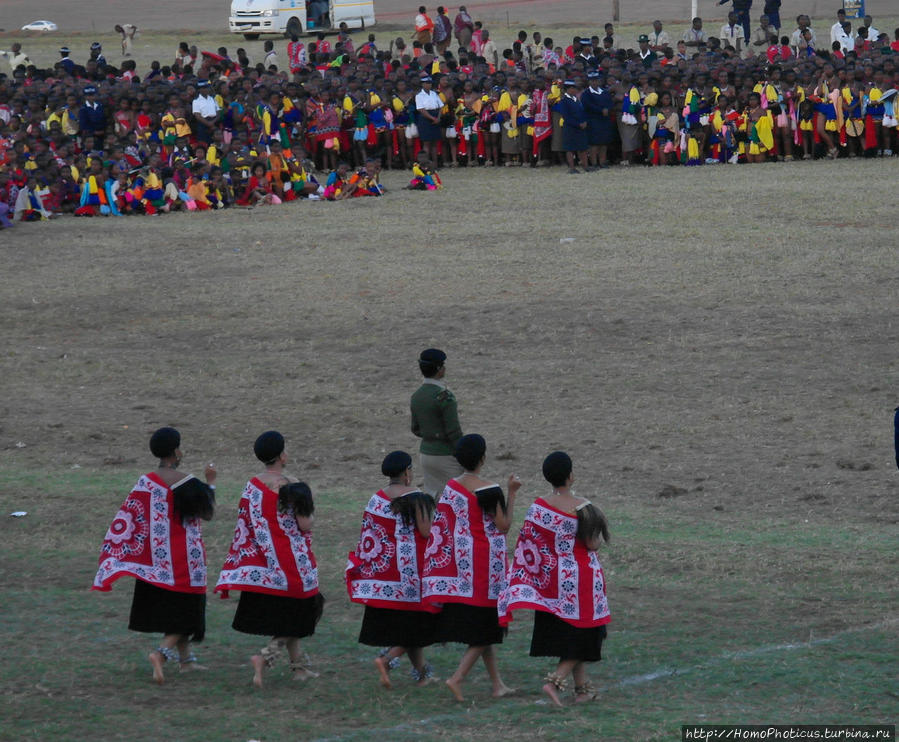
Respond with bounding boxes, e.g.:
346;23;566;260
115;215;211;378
207;144;220;167
687;136;699;161
869;87;882;103
342;95;357;114
412;163;425;178
392;96;406;113
630;87;642;106
755;113;774;151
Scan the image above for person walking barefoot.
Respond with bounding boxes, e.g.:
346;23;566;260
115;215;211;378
93;427;216;685
499;452;611;707
422;434;518;701
216;431;323;687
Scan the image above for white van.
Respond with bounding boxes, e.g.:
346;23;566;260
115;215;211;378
229;0;375;40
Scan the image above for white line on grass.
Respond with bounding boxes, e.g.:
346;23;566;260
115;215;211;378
311;617;898;742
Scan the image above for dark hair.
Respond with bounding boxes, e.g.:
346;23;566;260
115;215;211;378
576;503;610;546
542;451;572;487
279;481;314;519
455;433;486;471
419;359;442;377
173;477;215;521
390;490;435;527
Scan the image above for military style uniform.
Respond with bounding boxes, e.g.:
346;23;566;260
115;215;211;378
410;379;463;496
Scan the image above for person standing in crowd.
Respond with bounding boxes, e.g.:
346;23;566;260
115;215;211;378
454;6;474;51
79;85;106;140
582;70;614;168
414;77;443;166
763;0;781;31
682;17;708;48
116;24;138;56
93;427;217;685
0;43;32;72
346;451;439;688
414;6;435;45
718;0;753;44
647;20;670;52
422;434;519;702
410;348;462;497
499;452;611;707
559;79;589;173
215;431;322;687
433;7;452;56
191;81;220;145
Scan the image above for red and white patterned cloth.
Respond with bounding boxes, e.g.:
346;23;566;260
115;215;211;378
93;472;207;593
498;498;610;628
421;479;508;608
345;491;437;611
215;478;319;599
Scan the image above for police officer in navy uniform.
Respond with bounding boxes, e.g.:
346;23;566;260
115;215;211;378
582;70;615;168
576;37;597;68
410;348;463;496
79;85;106;139
559;79;589;173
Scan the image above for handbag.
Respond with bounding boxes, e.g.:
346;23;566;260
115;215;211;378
405;123;419;139
445;126;457;138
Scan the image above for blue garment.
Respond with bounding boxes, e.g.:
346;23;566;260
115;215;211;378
79;101;106;136
558;94;587;152
581;87;615;145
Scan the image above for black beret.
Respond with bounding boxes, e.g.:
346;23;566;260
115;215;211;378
542;451;573;485
149;427;181;458
254;430;285;463
419;348;446;365
455;433;486;470
381;450;413;477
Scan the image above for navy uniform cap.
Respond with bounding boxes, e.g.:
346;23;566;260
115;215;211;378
419;348;446;365
587;70;601;78
59;46;71;54
564;79;577;87
420;75;433;83
580;38;593;45
91;42;102;50
197;80;210;88
84;85;97;94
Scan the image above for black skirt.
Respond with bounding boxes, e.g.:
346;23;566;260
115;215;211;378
437;602;504;646
232;591;324;638
358;605;438;648
128;579;206;642
529;610;606;662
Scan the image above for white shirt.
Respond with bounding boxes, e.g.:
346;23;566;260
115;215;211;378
1;50;32;70
720;23;743;48
648;30;671;49
192;93;219;119
263;51;278;67
864;25;880;41
835;28;854;53
830;21;845;44
415;88;442;111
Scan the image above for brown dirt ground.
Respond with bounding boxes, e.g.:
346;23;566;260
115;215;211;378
2;162;898;531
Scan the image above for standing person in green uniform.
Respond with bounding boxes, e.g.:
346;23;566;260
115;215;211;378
410;348;463;496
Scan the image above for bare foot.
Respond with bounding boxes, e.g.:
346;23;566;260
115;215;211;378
542;682;564;708
148;651;165;685
374;657;392;689
446;677;464;702
416;675;440;687
492;684;516;698
292;668;319;681
251;655;265;688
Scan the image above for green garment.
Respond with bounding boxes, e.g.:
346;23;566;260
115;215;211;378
410;381;463;455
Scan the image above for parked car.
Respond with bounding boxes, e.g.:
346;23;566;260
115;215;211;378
21;20;58;32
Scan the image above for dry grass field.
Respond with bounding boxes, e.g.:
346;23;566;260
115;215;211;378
1;161;898;740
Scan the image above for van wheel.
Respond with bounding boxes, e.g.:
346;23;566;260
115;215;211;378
243;33;260;40
285;17;302;37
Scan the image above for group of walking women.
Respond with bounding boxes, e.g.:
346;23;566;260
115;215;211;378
93;425;611;707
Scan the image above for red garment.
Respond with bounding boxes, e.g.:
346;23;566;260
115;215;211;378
421;479;508;608
93;472;208;594
215;479;319;599
498;499;611;628
346;491;439;611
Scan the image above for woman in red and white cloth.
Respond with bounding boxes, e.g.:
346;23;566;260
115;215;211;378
498;451;610;707
346;450;439;688
421;433;519;702
93;427;216;684
215;431;322;687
